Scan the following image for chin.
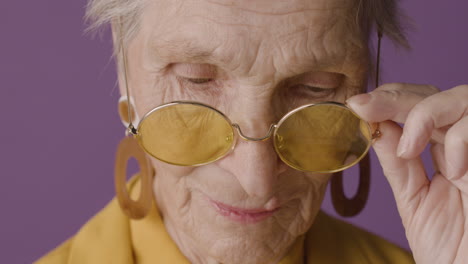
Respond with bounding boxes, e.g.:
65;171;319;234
207;236;289;264
184;197;313;264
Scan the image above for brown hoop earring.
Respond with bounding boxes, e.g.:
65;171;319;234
114;136;154;219
331;153;370;217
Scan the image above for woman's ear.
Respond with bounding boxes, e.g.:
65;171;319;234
118;95;139;128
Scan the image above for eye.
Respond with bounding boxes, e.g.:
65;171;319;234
183;77;214;84
292;84;336;96
303;86;330;93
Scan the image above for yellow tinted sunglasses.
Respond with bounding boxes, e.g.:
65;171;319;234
126;101;379;173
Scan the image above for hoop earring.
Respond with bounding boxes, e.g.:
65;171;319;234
114;136;154;219
331;154;370;217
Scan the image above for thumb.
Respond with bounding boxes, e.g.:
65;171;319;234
346;83;439;123
372;121;430;223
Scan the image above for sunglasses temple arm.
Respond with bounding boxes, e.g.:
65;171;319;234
359;28;384;142
375;29;383;88
119;17;138;136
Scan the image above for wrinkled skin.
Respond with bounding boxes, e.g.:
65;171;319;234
118;0;468;263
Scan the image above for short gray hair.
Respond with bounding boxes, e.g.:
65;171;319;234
85;0;409;57
85;0;146;50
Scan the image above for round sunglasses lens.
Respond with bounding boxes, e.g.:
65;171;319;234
274;104;372;172
137;103;234;166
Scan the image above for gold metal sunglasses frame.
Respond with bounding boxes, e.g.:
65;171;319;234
135;100;381;173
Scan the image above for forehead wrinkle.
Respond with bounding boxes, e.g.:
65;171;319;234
149;35;352;81
147;23;259;75
188;15;264;30
180;0;356;37
148;36;245;73
270;6;366;76
272;34;353;78
143;0;364;79
205;0;350;16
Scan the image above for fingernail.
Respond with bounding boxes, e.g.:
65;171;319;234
397;134;408;157
346;93;372;105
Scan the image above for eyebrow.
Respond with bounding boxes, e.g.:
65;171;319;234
151;38;219;64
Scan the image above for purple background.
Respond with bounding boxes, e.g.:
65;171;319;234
1;1;467;263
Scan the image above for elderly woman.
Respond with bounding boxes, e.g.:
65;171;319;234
37;0;467;263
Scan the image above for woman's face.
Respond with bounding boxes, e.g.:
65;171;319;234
124;0;369;263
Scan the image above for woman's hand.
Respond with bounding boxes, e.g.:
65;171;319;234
347;84;468;264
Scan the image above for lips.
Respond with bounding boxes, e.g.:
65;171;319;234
209;199;279;224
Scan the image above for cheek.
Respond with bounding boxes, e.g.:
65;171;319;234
150;158;195;216
274;172;331;234
151;158;195;179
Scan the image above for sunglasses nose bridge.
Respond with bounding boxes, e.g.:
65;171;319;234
231;123;277;142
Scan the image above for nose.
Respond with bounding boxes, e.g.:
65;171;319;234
217;125;288;198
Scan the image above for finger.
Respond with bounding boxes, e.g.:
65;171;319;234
346;83;439;123
372;120;430;217
397;85;468;159
430;143;449;177
445;115;468;180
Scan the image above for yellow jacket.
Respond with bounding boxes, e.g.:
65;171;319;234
36;179;414;264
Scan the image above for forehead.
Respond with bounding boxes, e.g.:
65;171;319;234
134;0;366;80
